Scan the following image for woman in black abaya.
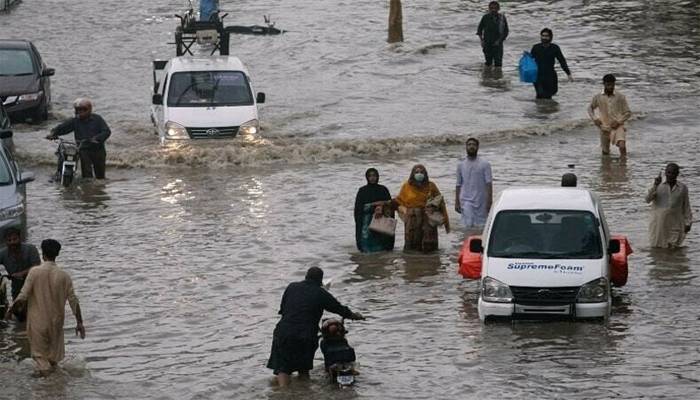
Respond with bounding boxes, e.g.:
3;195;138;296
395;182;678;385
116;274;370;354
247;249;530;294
354;168;394;252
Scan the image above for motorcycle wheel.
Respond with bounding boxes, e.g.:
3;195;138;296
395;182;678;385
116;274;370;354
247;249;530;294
62;165;74;187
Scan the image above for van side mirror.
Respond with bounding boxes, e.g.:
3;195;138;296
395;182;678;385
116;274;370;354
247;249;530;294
469;238;483;253
152;94;163;105
18;171;35;185
608;239;621;254
42;68;55;77
256;92;266;104
0;129;13;139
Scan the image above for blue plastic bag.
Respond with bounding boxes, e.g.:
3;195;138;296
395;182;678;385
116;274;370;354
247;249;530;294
519;51;538;83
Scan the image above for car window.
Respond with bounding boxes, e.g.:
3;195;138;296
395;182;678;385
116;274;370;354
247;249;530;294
30;43;44;67
487;210;603;259
0;152;14;185
167;71;253;107
0;49;35;76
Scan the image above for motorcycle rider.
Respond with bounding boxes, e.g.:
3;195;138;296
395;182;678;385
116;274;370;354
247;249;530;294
267;267;364;387
46;98;111;179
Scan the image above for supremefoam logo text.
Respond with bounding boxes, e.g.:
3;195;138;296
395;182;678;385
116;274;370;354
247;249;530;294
507;263;584;274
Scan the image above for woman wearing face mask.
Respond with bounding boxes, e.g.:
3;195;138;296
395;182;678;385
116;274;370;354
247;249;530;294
354;168;395;252
392;164;450;252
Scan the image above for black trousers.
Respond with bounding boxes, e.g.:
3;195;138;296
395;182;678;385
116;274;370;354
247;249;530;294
79;146;107;179
483;43;504;67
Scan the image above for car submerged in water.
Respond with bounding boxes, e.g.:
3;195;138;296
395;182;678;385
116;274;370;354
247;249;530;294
0;121;34;244
0;39;54;122
458;187;632;322
150;56;265;143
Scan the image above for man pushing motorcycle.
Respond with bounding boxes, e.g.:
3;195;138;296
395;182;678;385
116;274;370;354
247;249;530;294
46;98;111;179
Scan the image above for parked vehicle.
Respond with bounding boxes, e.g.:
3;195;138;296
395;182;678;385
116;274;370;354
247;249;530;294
0;39;54;122
458;187;632;322
0;127;34;242
150;56;265;143
320;318;357;388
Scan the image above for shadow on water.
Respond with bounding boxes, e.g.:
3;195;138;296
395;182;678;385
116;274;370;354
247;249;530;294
646;247;693;286
56;180;111;210
479;67;511;91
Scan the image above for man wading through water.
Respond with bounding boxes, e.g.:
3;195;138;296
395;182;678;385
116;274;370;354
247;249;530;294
267;267;364;387
477;1;509;69
5;239;85;376
531;28;573;99
0;227;41;321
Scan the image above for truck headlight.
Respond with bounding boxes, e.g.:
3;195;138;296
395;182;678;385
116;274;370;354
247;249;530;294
165;121;189;139
18;91;43;102
481;276;513;303
239;119;259;136
0;203;25;220
577;278;608;303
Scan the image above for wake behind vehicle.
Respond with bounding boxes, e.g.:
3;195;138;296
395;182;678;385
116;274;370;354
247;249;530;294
458;187;632;322
150;56;265;143
320;318;357;388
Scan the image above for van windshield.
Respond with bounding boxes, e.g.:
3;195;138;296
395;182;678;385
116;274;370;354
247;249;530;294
0;49;35;76
167;71;253;107
487;210;603;259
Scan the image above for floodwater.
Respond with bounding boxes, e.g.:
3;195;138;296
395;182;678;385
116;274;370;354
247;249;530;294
1;0;699;398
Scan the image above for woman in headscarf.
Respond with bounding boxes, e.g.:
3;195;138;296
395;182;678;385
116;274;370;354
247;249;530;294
392;164;450;252
354;168;395;252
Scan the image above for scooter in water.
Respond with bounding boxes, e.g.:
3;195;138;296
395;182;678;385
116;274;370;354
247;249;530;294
51;138;80;187
320;318;358;388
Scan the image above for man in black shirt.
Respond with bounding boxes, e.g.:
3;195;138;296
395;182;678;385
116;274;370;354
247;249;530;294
47;98;111;179
0;227;40;321
267;267;364;387
531;28;573;99
477;1;509;68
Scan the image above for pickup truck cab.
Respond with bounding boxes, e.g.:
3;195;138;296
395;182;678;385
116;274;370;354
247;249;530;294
150;56;265;143
458;187;632;321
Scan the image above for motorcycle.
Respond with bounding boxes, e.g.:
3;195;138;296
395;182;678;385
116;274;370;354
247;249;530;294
320;318;358;388
51;138;80;187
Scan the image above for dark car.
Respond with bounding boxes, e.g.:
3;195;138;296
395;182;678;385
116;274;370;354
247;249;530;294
0;39;54;122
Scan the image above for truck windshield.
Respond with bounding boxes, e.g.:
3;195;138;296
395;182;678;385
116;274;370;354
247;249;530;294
167;71;253;107
487;210;603;259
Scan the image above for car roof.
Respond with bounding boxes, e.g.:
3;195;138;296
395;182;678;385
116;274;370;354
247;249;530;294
0;40;32;50
494;187;599;213
166;56;248;74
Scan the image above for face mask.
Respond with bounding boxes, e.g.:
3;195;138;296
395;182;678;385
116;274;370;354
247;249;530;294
414;173;425;182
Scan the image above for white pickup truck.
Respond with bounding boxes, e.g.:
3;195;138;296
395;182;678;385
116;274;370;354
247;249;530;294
150;56;265;143
458;187;632;321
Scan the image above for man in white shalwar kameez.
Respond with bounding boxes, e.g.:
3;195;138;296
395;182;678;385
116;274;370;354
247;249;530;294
645;163;693;248
455;138;493;229
5;239;85;375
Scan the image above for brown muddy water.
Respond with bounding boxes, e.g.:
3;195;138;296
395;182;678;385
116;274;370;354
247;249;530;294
1;0;699;399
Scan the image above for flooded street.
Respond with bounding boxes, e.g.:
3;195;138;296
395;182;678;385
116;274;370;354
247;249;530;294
1;0;699;399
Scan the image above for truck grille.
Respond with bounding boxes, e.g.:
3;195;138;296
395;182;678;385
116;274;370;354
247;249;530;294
510;286;579;305
186;126;239;139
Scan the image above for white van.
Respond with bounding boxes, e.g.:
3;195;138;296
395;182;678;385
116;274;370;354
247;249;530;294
150;56;265;142
458;187;631;321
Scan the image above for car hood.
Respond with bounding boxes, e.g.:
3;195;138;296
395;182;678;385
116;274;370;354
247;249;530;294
485;257;606;287
166;105;257;127
0;75;39;97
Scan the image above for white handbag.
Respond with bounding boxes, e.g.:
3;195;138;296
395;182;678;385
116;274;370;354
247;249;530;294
368;215;397;236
